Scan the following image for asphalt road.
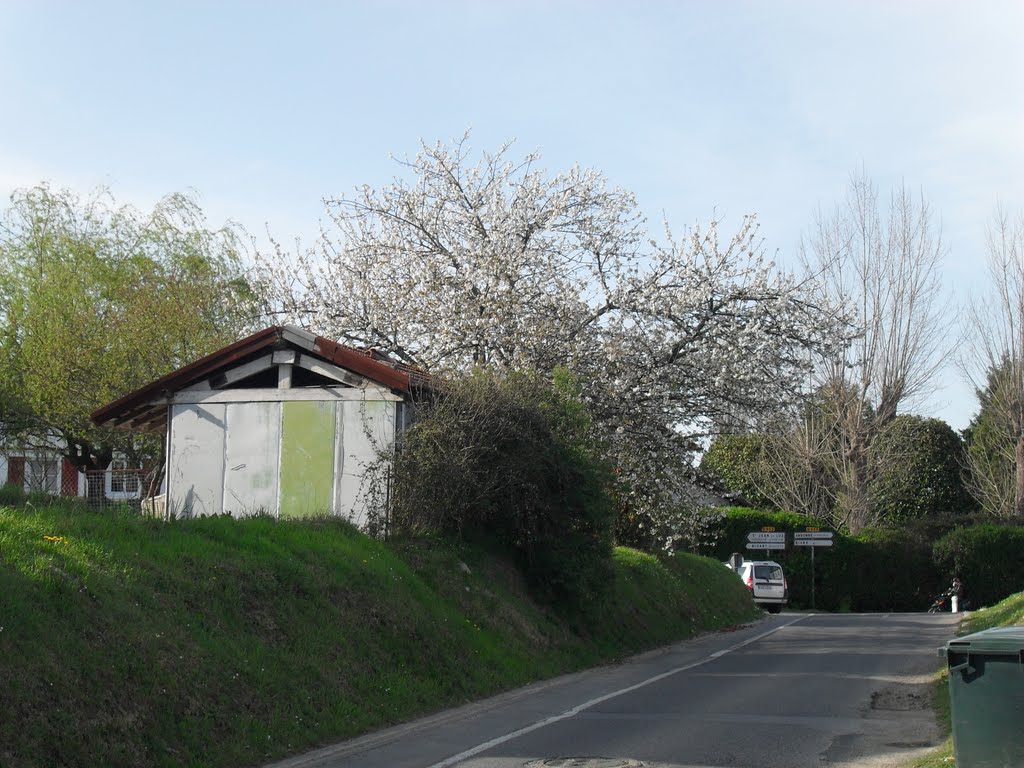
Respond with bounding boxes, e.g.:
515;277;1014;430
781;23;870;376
269;612;963;768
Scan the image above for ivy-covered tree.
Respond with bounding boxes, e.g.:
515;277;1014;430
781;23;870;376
0;184;258;496
700;434;777;509
962;209;1024;518
868;415;974;524
963;360;1020;518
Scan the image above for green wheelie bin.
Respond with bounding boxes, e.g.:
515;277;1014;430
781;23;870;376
940;626;1024;767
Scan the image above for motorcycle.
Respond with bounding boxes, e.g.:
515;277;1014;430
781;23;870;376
927;586;970;613
927;589;954;613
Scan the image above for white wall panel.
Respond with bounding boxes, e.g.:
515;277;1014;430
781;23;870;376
335;400;395;527
223;402;281;517
168;403;226;517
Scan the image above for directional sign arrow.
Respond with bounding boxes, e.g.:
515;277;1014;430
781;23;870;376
794;539;833;547
794;532;834;540
747;531;786;542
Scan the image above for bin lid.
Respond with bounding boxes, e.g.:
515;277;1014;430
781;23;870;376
943;626;1024;654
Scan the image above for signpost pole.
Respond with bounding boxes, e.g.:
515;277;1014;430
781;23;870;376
810;543;815;610
794;529;833;610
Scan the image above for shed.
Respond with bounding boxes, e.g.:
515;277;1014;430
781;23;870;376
92;325;429;524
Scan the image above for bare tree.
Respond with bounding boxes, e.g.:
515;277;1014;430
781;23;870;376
962;208;1024;518
788;175;951;531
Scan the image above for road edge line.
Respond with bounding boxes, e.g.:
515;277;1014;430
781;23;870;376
426;615;809;768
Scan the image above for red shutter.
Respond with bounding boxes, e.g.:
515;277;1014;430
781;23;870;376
61;459;79;496
7;457;25;489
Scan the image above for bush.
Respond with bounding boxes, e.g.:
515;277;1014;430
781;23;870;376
845;527;940;611
933;523;1024;608
869;415;975;524
700;435;777;509
388;368;615;612
697;507;827;562
0;482;25;506
696;507;940;611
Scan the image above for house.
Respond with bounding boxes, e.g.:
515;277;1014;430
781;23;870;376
0;435;144;502
0;445;80;496
91;325;429;524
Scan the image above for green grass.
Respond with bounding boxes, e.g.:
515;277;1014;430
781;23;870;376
906;591;1024;768
0;504;759;768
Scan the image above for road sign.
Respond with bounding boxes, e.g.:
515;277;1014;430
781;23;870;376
794;531;834;540
747;531;786;543
794;538;833;547
745;541;781;550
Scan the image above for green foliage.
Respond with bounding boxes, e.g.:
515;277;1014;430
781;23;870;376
0;482;25;506
698;507;942;611
963;360;1020;517
933;523;1024;608
700;434;777;509
843;527;940;611
0;503;756;768
389;368;615;611
0;184;259;471
868;415;975;523
697;506;826;561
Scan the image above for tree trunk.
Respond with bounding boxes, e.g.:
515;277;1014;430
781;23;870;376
1015;434;1024;518
844;434;872;533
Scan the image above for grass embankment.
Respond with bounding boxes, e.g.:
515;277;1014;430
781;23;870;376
909;591;1024;768
0;503;759;768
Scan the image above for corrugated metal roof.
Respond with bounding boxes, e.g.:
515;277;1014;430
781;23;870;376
91;325;431;432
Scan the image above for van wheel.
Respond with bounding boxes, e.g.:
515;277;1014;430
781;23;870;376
766;605;782;614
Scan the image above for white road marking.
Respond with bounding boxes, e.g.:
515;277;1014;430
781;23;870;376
425;616;809;768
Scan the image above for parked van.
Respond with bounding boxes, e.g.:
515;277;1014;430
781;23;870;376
735;560;788;613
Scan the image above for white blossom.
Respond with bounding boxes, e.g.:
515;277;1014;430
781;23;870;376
253;135;843;546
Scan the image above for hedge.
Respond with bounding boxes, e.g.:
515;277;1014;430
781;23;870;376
932;523;1024;609
691;507;943;612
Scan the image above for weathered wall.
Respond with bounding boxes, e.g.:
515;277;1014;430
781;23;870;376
166;395;396;525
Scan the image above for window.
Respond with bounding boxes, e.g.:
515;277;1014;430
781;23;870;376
110;459;140;495
26;457;60;494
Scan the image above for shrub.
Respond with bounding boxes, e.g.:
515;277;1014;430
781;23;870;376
700;435;777;509
388;368;615;611
869;415;975;524
845;527;940;611
697;507;827;562
696;507;940;611
0;482;25;506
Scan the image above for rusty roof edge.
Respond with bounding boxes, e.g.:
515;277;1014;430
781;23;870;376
92;325;433;429
310;333;413;394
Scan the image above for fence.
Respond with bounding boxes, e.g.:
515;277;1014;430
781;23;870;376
58;468;159;510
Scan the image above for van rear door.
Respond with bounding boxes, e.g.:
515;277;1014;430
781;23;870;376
752;563;785;600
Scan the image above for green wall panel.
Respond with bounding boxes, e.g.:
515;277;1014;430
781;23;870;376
280;400;337;518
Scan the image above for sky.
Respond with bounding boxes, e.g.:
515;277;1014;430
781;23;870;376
1;0;1022;431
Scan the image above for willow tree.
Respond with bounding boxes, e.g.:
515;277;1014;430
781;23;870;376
0;184;258;495
255;136;841;548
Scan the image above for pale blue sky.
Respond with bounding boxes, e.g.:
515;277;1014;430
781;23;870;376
2;1;1022;430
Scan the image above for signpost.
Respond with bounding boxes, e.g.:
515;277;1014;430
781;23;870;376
794;529;834;608
793;531;834;546
746;530;786;554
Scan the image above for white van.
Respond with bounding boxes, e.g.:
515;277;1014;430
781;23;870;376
735;560;788;613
